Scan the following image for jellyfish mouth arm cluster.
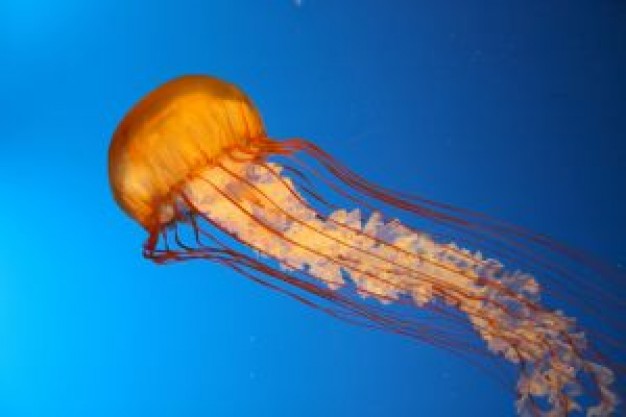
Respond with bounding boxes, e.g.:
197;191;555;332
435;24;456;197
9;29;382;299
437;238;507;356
152;154;617;417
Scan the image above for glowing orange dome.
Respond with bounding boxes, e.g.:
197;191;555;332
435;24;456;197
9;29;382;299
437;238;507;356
108;75;265;229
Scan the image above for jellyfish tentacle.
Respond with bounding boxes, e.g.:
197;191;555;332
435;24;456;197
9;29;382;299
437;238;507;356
176;156;618;416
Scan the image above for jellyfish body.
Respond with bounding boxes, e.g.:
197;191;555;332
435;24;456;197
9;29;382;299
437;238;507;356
109;75;623;416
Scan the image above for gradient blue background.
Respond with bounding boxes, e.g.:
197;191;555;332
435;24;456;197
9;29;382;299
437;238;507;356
1;1;625;416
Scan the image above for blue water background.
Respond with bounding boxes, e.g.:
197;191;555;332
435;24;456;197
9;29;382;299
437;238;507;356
1;1;625;416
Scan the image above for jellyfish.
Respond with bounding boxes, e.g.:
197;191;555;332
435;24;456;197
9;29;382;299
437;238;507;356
108;75;624;416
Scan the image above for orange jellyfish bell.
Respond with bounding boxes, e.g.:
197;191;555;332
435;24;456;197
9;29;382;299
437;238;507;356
108;75;265;230
109;75;624;416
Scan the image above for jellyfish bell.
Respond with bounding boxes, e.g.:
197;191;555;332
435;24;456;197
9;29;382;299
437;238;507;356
108;75;624;416
108;75;265;230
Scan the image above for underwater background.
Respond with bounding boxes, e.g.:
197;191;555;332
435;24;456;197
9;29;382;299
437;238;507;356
1;1;625;416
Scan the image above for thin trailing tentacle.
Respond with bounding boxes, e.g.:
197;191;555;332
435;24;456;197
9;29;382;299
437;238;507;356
144;137;624;416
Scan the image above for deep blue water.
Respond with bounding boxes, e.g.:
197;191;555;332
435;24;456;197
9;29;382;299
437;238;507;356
1;1;625;416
